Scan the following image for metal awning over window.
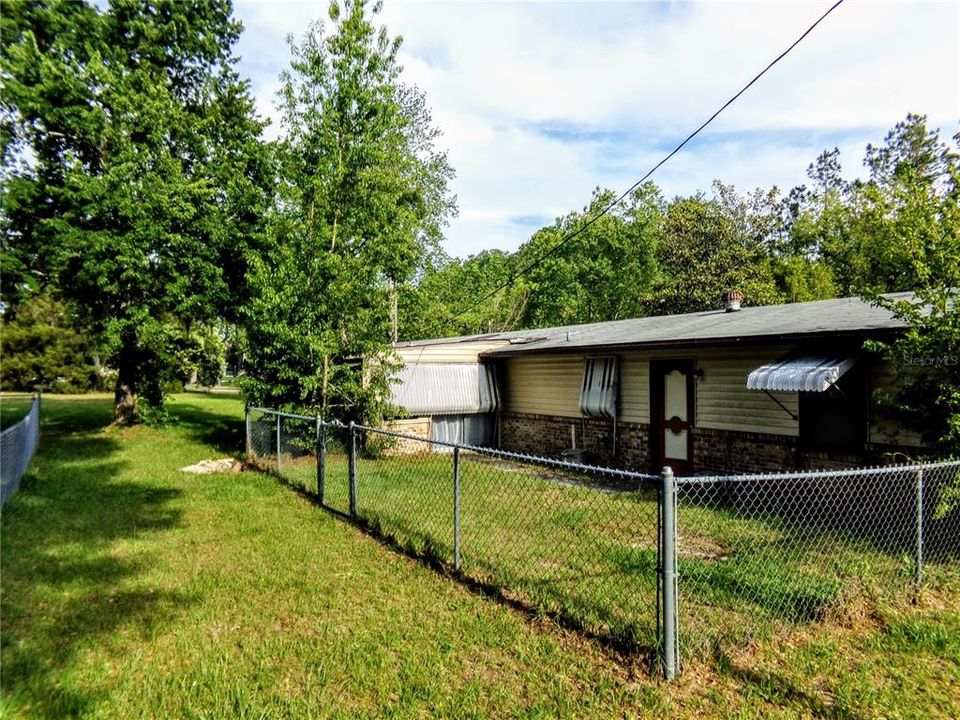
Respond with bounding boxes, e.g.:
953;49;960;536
390;363;499;415
580;357;618;418
747;356;857;393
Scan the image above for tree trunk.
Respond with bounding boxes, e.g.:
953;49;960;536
114;364;138;425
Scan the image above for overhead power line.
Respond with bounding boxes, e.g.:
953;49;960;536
446;0;845;325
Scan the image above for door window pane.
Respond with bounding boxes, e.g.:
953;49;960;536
664;369;687;421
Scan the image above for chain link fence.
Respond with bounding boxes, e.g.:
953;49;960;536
358;424;663;654
246;407;662;658
1;394;41;507
245;406;960;678
673;461;960;667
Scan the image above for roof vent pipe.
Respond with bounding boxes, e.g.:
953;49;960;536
724;289;744;312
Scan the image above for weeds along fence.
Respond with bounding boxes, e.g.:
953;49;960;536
1;394;41;507
245;406;960;679
674;461;960;665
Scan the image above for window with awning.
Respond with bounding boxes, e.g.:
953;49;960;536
431;413;496;448
748;355;868;450
580;357;618;418
747;356;857;393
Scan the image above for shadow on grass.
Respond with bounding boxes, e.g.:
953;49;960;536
683;472;960;563
0;393;35;430
713;648;865;720
1;398;191;718
679;555;841;623
168;393;247;455
268;470;660;671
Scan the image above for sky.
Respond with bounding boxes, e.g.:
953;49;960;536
233;0;959;259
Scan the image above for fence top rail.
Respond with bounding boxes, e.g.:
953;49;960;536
357;422;660;486
248;406;347;426
678;458;960;486
0;395;40;440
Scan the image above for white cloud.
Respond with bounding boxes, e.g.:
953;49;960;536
234;0;960;257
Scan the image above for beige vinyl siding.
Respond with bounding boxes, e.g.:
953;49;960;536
394;340;510;365
619;355;650;424
869;362;925;447
504;355;584;418
622;348;798;435
694;348;798;437
504;347;799;436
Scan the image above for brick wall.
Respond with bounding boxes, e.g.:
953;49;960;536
499;412;650;469
379;417;432;456
501;412;921;475
692;427;798;474
692;426;926;474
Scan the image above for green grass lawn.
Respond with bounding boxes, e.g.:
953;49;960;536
268;426;960;665
0;394;36;430
3;394;959;718
276;448;662;651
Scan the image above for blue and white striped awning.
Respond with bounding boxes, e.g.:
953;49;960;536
747;356;856;393
390;363;500;415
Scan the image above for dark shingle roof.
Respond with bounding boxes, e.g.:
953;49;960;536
394;294;912;357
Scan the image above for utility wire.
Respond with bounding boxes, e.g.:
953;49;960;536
445;0;845;325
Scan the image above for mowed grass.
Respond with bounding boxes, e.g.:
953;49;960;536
0;394;36;430
271;431;960;664
1;394;958;718
273;447;662;651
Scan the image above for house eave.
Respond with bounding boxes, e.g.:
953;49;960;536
479;328;904;359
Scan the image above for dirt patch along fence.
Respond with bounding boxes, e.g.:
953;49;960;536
1;394;41;507
245;406;960;679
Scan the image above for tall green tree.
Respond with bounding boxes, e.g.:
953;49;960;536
398;249;528;340
779;115;959;452
652;194;780;314
784;115;956;297
860;122;960;453
868;283;960;455
1;0;270;422
515;185;662;328
0;290;100;392
715;181;837;303
243;0;455;420
846;115;956;295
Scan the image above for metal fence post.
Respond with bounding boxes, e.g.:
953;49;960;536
316;417;325;503
915;467;924;591
453;446;461;571
660;465;678;680
245;404;251;458
37;392;41;447
348;421;357;517
275;413;282;475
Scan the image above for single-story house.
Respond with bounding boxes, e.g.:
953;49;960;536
388;292;927;474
